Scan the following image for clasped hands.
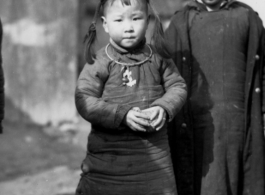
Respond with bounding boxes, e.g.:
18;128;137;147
123;106;167;132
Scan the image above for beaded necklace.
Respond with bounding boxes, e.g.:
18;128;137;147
105;43;153;87
105;43;153;66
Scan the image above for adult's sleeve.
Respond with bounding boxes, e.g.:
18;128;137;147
164;16;182;65
262;29;265;129
0;19;4;133
75;61;132;130
151;58;187;121
262;29;265;112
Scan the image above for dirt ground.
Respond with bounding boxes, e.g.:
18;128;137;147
0;118;91;195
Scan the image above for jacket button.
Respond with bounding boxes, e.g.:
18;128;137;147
181;123;187;128
255;55;260;60
255;88;261;93
182;57;186;62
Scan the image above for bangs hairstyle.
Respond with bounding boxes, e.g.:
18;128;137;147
84;0;165;64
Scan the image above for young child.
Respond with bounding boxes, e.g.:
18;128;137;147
75;0;187;194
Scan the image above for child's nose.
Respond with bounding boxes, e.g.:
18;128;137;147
124;23;134;32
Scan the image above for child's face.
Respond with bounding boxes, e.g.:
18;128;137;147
102;0;149;49
201;0;225;10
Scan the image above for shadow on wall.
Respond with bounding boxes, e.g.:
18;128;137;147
4;96;33;124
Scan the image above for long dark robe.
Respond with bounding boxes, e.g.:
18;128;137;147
165;1;265;195
190;6;248;195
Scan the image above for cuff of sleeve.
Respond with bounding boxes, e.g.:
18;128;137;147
114;105;132;129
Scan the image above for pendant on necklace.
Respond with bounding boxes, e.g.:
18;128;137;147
122;68;136;87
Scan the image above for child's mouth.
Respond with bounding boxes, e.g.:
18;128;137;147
124;37;135;39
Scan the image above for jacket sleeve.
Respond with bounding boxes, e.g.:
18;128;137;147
164;15;181;65
75;61;132;130
0;19;4;133
151;58;187;121
164;12;190;74
262;29;265;113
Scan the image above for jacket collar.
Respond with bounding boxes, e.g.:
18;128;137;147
193;0;239;12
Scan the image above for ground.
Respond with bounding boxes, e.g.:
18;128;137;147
0;118;91;195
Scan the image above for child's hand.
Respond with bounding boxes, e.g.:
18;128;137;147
142;106;167;131
123;107;150;132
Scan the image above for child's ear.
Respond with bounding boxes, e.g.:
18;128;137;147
101;16;109;33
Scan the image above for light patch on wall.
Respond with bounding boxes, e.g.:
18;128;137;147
4;18;57;47
32;100;77;126
239;0;265;22
68;59;76;73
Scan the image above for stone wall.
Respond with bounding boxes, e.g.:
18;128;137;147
0;0;78;125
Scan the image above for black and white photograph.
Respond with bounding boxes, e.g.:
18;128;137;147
0;0;264;195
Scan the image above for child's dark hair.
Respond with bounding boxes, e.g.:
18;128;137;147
84;0;165;64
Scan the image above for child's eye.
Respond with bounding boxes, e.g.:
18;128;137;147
133;18;140;21
115;19;122;22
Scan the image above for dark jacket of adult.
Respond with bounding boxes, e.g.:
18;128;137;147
164;1;265;195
